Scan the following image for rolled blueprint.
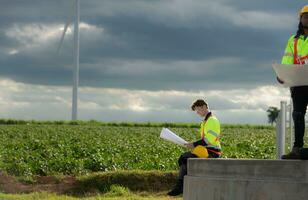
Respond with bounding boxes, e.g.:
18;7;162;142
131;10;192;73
160;128;188;146
272;63;308;87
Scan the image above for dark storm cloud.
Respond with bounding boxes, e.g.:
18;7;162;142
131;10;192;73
0;0;72;21
221;0;301;12
0;0;306;90
83;15;278;61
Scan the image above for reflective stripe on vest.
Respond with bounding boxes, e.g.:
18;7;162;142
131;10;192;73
208;130;220;138
294;37;298;64
284;52;293;57
201;119;220;150
202;137;220;149
294;37;308;64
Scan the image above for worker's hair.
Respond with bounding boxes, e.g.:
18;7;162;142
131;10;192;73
295;22;305;38
191;99;208;111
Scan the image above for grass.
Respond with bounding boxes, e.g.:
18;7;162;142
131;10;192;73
0;120;286;200
0;118;273;129
0;124;277;177
0;190;182;200
0;170;180;199
73;170;177;195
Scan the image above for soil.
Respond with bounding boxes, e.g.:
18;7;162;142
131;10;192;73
0;171;77;194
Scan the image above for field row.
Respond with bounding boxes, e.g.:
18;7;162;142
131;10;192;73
0;125;276;177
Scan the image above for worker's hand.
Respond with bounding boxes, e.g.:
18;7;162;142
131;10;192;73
276;76;284;84
184;142;194;150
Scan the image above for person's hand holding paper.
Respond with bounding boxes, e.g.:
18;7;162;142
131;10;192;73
160;128;188;147
184;142;194;150
272;64;308;87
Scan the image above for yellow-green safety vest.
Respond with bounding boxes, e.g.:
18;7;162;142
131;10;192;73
199;116;221;150
282;35;308;65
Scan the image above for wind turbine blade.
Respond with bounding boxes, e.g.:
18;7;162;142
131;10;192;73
57;17;71;53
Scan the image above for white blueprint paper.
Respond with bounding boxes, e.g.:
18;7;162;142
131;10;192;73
160;128;188;146
272;63;308;87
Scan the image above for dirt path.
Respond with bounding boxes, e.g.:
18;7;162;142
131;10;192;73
0;172;77;194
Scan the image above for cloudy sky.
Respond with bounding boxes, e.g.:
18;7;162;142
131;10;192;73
0;0;305;124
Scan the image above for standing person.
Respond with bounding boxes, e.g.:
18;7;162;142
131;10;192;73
279;5;308;159
167;99;221;196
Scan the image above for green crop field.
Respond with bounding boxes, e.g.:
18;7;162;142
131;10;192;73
0;122;277;177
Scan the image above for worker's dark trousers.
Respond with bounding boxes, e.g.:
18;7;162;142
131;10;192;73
177;152;197;180
177;151;220;180
291;86;308;148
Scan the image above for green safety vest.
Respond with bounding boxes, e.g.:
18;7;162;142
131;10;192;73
282;35;308;65
199;116;221;150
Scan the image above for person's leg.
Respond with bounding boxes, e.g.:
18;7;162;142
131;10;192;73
292;87;307;148
282;87;308;159
167;152;196;196
177;151;195;165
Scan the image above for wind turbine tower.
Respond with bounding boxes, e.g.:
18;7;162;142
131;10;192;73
72;0;79;121
58;0;80;120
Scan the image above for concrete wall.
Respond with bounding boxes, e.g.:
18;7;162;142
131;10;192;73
183;159;308;200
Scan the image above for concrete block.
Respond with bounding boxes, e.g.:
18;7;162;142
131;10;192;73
184;159;308;200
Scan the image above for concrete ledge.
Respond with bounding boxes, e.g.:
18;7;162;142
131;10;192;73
184;159;308;200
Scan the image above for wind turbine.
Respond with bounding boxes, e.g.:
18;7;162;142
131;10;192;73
58;0;80;120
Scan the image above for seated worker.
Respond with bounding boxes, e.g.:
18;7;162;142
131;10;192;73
167;99;221;196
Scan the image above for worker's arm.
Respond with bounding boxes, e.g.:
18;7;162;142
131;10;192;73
192;123;207;147
278;36;294;84
193;139;206;147
184;142;194;150
281;35;295;65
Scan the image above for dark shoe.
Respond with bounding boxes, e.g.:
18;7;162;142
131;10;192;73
300;148;308;160
281;147;301;159
167;180;183;196
167;186;183;196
